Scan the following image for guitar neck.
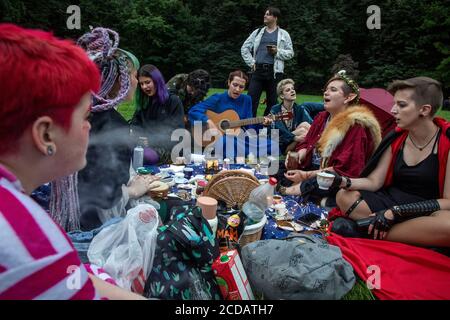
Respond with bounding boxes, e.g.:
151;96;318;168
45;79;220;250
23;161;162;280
228;116;265;128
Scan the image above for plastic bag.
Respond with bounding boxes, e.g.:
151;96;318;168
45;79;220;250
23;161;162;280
87;204;160;293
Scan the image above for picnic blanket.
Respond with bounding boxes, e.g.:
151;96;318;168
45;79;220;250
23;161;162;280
326;233;450;300
262;196;327;240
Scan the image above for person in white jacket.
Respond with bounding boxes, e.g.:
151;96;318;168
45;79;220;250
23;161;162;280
241;6;294;117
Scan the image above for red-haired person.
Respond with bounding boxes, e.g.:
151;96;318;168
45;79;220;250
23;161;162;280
0;24;144;299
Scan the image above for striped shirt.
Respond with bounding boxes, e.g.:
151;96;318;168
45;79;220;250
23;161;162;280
0;165;98;300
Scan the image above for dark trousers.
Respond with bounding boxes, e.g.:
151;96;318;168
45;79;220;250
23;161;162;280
248;65;283;116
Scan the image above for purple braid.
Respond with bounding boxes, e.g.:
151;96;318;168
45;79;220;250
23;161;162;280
49;173;81;232
77;27;131;112
49;27;135;232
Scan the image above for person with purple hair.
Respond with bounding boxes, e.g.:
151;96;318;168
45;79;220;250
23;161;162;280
131;64;184;164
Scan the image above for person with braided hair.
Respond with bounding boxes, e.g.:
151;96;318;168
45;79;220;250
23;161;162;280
74;28;159;231
332;77;450;248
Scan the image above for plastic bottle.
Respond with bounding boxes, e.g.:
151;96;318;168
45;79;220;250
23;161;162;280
242;201;265;222
132;139;144;171
249;177;277;209
243;177;277;222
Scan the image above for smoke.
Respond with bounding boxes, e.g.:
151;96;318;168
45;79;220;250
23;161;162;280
78;126;134;211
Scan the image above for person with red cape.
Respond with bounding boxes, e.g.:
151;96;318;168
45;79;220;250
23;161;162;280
280;71;382;203
330;76;450;248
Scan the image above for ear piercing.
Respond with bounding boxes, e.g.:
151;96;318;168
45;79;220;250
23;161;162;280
47;146;54;156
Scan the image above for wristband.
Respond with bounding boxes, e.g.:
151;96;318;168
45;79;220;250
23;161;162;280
344;177;352;189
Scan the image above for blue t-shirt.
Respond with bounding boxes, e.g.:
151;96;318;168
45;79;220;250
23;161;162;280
188;91;253;128
188;91;274;158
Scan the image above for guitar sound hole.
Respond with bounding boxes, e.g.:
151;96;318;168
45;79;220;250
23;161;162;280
220;120;230;130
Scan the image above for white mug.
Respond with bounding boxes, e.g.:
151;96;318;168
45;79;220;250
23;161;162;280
316;172;335;190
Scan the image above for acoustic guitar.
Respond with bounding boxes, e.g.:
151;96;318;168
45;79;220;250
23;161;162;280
191;109;293;147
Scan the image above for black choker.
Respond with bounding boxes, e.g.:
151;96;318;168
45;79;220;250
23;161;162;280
408;128;439;151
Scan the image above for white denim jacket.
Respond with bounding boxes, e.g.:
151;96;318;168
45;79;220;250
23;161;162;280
241;26;294;77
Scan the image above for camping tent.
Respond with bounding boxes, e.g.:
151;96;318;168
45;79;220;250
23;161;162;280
360;88;395;137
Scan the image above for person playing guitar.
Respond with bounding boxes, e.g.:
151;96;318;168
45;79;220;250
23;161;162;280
188;70;291;148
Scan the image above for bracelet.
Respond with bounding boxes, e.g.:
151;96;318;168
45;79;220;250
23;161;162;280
344;177;352;189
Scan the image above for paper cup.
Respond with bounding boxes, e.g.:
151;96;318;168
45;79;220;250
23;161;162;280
197;196;218;220
273;195;283;205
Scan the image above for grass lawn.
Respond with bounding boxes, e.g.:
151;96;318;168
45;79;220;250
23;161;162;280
118;88;450;121
437;109;450;120
342;279;376;300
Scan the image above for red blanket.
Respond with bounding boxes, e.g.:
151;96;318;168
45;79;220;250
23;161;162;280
326;233;450;300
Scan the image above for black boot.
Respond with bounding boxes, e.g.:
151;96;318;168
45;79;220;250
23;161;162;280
331;217;368;238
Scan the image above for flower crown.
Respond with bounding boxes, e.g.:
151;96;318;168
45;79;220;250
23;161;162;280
336;70;360;104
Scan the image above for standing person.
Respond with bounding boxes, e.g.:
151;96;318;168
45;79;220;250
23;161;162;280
0;24;144;300
241;6;294;117
130;64;185;164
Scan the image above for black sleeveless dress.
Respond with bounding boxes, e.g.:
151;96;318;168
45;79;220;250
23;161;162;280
360;132;440;212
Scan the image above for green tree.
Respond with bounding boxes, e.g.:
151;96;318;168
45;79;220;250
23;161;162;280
1;0;448;93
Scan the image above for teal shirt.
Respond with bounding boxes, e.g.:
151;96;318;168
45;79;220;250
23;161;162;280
270;102;324;153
